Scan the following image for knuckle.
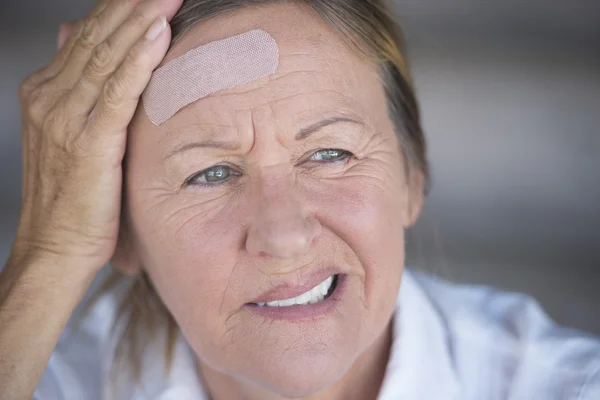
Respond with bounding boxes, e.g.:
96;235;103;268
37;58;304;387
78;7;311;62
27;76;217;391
41;98;79;137
28;84;47;105
26;83;53;124
19;75;37;102
87;41;114;77
44;117;88;160
65;134;91;158
103;75;127;109
124;46;146;71
41;106;65;134
28;104;46;128
79;16;102;49
19;70;48;102
129;8;149;30
125;40;153;74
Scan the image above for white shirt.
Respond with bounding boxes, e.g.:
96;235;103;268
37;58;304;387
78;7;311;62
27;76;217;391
34;268;600;399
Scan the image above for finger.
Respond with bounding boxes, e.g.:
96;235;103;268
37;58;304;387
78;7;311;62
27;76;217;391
88;0;113;18
39;0;112;80
66;0;182;116
51;0;146;87
90;0;112;16
42;20;84;81
82;19;172;151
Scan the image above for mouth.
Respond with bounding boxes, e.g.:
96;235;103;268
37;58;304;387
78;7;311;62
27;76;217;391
244;266;348;321
244;273;346;321
253;274;340;307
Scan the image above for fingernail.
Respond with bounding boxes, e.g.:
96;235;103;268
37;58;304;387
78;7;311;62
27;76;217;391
57;21;77;50
145;16;167;41
57;24;67;50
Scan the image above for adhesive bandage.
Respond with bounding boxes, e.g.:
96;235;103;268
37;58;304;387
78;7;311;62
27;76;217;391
143;29;280;125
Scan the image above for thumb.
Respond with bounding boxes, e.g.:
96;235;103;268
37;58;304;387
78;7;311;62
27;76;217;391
57;22;77;51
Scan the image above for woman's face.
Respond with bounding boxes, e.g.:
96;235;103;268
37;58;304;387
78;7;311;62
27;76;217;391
125;3;421;396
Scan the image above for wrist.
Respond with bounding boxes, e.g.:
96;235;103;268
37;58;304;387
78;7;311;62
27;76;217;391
4;248;100;293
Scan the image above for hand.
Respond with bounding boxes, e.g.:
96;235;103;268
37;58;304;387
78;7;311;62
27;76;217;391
13;0;182;272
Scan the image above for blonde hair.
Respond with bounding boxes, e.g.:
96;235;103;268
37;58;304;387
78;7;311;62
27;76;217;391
95;0;428;382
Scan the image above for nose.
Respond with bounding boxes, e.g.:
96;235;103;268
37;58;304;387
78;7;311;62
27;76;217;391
245;176;321;260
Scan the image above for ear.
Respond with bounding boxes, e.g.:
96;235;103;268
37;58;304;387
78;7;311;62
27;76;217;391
110;214;143;276
403;168;425;228
57;22;77;50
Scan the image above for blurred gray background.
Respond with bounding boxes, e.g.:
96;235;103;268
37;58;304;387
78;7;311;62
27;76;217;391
0;1;599;333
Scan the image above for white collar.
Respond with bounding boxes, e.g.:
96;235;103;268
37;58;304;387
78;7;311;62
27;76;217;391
377;270;462;399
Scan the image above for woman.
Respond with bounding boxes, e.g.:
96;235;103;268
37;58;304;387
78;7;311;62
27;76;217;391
1;0;598;399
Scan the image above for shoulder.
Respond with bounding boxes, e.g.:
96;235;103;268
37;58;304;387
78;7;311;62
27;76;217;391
404;268;600;400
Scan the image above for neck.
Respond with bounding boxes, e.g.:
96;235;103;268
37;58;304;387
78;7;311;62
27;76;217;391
198;318;394;400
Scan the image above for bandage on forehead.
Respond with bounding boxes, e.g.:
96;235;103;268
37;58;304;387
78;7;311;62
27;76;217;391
143;29;280;126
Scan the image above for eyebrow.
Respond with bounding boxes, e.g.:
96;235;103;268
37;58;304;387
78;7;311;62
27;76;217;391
295;116;364;141
165;140;241;160
164;116;364;160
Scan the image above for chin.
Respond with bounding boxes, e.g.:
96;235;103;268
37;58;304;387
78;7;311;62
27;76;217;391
243;347;351;398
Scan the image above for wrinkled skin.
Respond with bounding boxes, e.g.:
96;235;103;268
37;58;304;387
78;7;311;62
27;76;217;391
115;3;423;399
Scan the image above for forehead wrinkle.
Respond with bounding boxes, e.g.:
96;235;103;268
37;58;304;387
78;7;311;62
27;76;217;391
160;89;365;154
165;85;361;140
262;97;290;151
150;67;323;129
283;50;348;66
159;122;239;144
193;68;323;100
154;47;371;151
158;122;245;158
205;87;359;114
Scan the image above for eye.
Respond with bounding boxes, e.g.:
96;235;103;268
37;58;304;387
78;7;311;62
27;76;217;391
186;165;235;187
309;149;353;162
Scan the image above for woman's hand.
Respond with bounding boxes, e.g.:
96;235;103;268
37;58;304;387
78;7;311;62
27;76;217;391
0;0;182;398
13;0;179;272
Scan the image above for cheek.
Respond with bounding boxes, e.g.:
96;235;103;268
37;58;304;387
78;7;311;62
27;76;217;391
128;190;250;335
303;170;407;318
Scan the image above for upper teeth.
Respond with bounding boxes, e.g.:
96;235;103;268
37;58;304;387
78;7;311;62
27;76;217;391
257;275;335;307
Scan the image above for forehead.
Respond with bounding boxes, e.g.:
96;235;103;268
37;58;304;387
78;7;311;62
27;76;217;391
158;3;380;119
164;2;361;70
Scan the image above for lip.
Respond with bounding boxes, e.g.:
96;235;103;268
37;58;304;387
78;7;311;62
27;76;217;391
245;274;347;322
248;266;343;304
